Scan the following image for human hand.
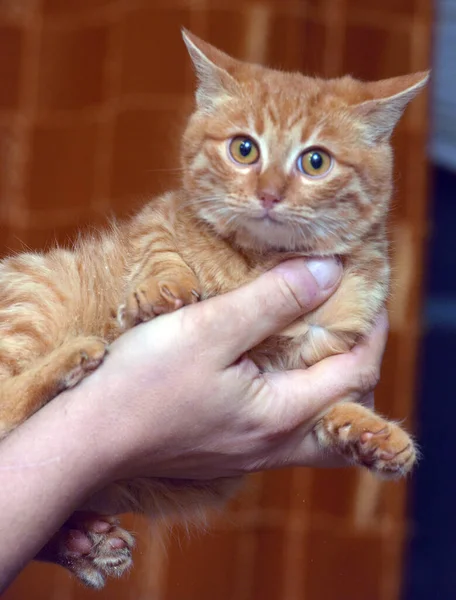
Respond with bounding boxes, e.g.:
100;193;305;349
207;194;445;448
0;257;387;590
67;257;387;486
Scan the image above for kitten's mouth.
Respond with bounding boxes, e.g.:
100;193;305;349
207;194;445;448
248;210;285;225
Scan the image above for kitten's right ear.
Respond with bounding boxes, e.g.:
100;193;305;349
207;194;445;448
353;71;430;143
182;29;240;112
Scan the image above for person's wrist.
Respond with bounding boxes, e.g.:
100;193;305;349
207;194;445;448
51;380;125;494
58;345;167;486
0;385;116;521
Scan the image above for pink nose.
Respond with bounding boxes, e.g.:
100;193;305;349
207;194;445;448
258;191;282;209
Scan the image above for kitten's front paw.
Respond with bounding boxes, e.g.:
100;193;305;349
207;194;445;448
43;513;135;589
314;402;416;479
58;337;108;391
119;274;201;329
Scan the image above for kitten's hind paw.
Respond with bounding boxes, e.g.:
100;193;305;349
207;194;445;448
119;273;201;329
38;512;135;589
314;402;416;479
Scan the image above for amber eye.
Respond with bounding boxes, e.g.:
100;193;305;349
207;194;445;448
298;148;332;177
229;136;260;165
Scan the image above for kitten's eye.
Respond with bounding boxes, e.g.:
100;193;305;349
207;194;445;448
298;148;332;177
229;136;260;165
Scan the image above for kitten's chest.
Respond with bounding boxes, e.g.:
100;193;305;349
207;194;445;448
179;244;317;371
182;245;385;372
181;241;301;300
174;216;387;371
181;246;263;298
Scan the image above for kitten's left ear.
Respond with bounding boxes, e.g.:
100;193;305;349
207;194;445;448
354;71;430;142
182;29;241;112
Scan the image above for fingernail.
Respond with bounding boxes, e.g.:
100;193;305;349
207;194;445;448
306;258;341;290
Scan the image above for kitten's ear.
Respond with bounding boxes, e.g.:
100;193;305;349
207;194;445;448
354;71;430;143
182;29;240;112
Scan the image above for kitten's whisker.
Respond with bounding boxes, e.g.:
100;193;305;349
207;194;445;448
182;195;229;208
224;213;241;229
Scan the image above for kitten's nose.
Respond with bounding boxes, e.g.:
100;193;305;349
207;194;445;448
258;190;282;209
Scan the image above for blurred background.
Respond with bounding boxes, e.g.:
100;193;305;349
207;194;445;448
1;0;452;599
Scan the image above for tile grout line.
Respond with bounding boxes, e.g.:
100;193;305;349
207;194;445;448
6;0;43;234
323;0;346;77
282;468;312;600
229;475;264;600
91;0;127;216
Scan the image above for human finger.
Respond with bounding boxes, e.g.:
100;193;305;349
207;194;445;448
186;258;342;367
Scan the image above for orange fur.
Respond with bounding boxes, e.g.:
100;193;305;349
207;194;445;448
0;31;428;587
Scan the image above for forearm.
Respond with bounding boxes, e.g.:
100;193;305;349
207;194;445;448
0;390;108;592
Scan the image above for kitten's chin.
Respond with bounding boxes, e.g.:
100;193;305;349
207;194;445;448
199;211;348;255
230;218;349;256
232;219;310;253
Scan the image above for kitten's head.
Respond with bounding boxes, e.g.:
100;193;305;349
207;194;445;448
180;30;428;255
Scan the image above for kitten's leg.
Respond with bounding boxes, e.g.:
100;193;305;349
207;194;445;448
297;324;416;478
35;476;240;589
119;255;201;329
120;196;202;329
36;511;134;590
0;336;107;437
314;402;416;478
37;476;242;588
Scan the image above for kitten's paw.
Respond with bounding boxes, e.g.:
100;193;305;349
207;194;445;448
59;337;108;391
53;513;134;589
314;402;416;479
119;274;200;329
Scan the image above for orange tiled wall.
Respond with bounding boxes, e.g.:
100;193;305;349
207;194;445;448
1;1;431;599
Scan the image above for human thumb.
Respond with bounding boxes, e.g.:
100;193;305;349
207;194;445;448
194;257;342;366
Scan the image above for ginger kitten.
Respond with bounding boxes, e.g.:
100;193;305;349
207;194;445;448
0;30;428;587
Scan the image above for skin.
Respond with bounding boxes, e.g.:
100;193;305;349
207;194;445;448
0;258;387;592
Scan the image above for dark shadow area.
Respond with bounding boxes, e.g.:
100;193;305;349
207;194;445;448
404;165;456;599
